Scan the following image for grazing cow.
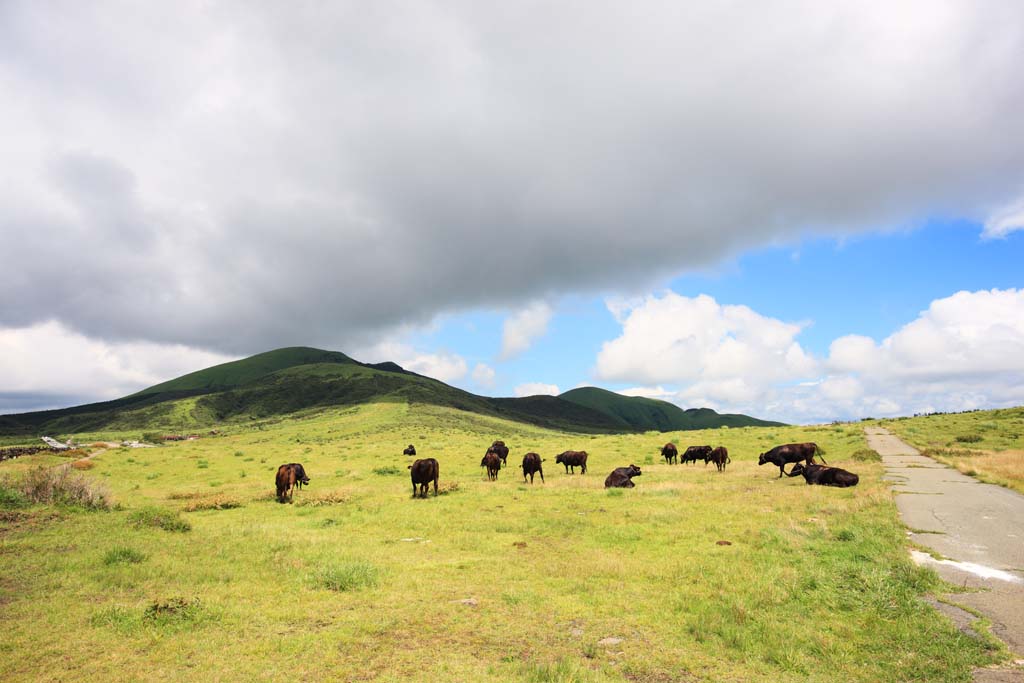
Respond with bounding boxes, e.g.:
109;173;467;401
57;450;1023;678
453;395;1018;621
661;443;679;465
682;445;712;465
403;444;416;456
408;458;439;497
555;450;588;474
521;452;545;484
275;463;311;503
758;442;826;478
787;462;859;487
707;447;730;472
481;451;502;481
605;464;642;488
487;441;510;467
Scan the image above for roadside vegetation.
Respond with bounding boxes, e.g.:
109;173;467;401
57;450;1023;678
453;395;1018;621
880;407;1024;494
0;402;1005;682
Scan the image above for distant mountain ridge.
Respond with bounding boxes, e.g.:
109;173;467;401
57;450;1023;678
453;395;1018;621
559;386;784;430
0;347;784;436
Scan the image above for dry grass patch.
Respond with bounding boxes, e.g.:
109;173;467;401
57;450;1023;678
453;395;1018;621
16;466;111;509
293;489;351;506
929;449;1024;494
181;495;243;512
70;459;94;470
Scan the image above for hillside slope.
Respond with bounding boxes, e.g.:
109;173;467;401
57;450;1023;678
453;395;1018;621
560;386;785;431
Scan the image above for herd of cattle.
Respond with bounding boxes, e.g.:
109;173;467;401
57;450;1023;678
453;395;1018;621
274;438;860;502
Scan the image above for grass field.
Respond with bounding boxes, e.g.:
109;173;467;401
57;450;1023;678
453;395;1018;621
880;407;1024;494
0;403;1004;682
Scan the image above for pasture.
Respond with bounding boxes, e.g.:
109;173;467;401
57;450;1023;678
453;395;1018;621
0;403;1003;682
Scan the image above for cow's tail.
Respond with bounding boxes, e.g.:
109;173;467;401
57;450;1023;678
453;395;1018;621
814;444;827;465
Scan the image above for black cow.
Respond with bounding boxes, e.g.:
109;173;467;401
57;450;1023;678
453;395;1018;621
787;462;858;487
481;451;502;481
487;441;510;467
275;463;311;503
403;444;416;456
682;445;712;465
555;450;588;474
605;464;642;488
521;452;545;484
707;447;730;472
661;443;679;465
758;442;826;478
408;458;439;498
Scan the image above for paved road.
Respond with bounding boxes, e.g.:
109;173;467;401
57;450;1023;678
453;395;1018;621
867;427;1024;681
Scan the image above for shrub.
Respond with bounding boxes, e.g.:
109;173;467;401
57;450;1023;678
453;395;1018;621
0;483;29;509
316;561;379;592
182;496;242;512
128;506;191;532
103;546;147;565
955;434;983;443
850;448;882;462
71;459;94;470
18;467;112;509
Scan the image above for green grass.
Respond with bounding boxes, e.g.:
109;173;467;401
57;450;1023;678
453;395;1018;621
0;402;1004;682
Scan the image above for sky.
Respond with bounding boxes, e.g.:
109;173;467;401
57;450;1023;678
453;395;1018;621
2;1;1024;423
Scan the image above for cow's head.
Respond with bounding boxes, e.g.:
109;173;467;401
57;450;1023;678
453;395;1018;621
628;465;642;477
757;453;766;465
555;454;565;464
788;463;805;477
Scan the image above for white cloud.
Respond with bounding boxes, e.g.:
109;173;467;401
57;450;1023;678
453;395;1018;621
471;362;496;389
619;386;675;399
500;302;553;360
0;321;236;412
596;292;818;390
355;341;467;383
595;289;1024;423
513;382;560;398
983;197;1024;238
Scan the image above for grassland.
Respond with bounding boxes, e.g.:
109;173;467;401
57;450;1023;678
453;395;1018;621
0;403;1003;682
880;407;1024;494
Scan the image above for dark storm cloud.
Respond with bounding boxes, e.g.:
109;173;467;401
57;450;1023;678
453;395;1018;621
2;1;1024;354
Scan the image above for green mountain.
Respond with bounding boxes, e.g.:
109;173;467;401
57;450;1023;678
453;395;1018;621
0;347;783;437
559;386;785;431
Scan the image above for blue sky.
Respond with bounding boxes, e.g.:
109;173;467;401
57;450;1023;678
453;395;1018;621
386;220;1023;417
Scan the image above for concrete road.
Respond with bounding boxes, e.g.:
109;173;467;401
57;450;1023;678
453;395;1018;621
867;427;1024;681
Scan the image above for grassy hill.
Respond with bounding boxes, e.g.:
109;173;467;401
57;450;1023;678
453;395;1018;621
0;348;781;439
560;386;785;431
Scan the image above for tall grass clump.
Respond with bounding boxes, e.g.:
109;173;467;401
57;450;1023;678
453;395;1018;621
315;561;379;592
17;466;111;509
128;506;191;532
103;546;147;565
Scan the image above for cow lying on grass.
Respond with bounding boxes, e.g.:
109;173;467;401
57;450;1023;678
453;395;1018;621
403;444;416;456
605;465;642;488
408;458;439;497
758;442;826;478
787;462;859;487
275;463;311;503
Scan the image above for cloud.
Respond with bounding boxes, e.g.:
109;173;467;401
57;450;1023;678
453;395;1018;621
355;341;467;383
0;321;236;412
471;362;496;388
500;302;553;360
2;2;1024;357
983;198;1024;238
596;293;817;393
595;289;1024;423
513;382;560;398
